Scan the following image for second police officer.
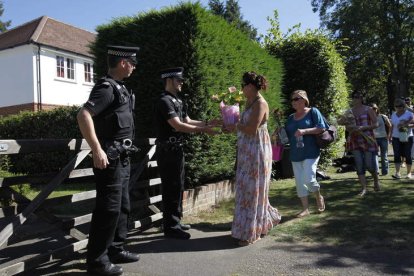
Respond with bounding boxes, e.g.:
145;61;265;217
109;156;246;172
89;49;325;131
154;67;221;239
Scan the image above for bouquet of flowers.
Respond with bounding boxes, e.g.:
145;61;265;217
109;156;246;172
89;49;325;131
337;109;356;127
211;86;244;126
337;109;375;144
398;120;409;142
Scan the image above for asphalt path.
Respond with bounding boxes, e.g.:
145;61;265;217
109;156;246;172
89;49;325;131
23;227;414;276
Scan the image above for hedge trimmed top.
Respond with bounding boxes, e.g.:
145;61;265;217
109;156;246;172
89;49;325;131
90;2;283;186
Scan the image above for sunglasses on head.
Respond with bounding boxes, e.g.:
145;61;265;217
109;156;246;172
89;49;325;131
291;97;303;102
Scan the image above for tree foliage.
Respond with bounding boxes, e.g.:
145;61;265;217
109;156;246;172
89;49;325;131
265;11;349;167
0;1;11;33
208;0;258;40
311;0;414;112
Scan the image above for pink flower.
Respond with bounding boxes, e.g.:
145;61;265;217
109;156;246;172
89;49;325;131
228;86;237;93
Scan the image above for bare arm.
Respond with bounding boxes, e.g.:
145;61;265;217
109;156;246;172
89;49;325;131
296;127;324;137
184;117;222;127
365;107;379;130
168;116;218;135
77;108;109;169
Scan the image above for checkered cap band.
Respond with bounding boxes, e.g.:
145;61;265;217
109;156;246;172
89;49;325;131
108;49;137;57
161;72;183;79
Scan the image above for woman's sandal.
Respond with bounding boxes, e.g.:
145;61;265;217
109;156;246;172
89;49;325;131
238;237;261;246
296;209;310;218
238;240;250;246
317;196;325;212
358;189;367;197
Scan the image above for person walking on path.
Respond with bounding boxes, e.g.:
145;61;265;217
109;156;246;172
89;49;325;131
345;91;379;196
372;103;391;176
77;45;141;276
225;71;281;246
285;90;327;218
390;98;414;179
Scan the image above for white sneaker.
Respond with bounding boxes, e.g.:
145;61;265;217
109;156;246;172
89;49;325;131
392;173;401;179
406;173;412;179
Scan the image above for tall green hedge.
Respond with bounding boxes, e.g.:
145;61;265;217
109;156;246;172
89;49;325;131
91;2;283;186
266;31;349;167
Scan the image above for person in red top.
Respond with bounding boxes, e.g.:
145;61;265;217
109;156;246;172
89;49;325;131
346;91;379;197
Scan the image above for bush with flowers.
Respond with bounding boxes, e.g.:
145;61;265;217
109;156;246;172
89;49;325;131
211;86;245;125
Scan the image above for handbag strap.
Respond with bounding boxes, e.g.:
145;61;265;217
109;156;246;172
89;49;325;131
311;107;330;129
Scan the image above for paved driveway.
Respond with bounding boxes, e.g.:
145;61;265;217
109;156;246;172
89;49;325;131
23;227;414;276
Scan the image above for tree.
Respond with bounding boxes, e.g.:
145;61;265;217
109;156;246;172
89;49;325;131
208;0;258;40
0;1;11;33
208;0;225;16
311;0;414;104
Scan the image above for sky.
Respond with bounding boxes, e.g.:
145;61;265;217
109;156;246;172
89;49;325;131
2;0;320;37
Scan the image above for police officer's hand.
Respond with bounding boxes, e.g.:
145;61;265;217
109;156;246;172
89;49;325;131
93;148;110;169
207;118;223;127
203;125;221;135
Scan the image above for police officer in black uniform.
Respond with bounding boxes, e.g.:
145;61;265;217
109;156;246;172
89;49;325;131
155;67;220;240
77;45;140;276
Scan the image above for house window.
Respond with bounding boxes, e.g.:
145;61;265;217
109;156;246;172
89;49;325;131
84;62;92;83
56;56;75;80
66;58;75;79
56;56;64;78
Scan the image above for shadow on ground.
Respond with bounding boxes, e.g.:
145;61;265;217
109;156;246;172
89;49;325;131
266;242;414;275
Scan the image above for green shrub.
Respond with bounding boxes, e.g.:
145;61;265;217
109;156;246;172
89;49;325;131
266;30;349;168
0;106;83;175
91;2;283;186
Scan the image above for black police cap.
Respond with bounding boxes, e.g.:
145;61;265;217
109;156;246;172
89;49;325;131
107;45;140;65
160;67;184;80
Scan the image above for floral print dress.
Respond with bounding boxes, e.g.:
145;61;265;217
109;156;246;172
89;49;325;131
231;107;281;243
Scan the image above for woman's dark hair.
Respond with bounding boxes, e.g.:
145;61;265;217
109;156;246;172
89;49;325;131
242;71;268;91
351;91;364;99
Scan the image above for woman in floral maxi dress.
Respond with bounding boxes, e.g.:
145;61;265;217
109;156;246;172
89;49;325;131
226;72;281;246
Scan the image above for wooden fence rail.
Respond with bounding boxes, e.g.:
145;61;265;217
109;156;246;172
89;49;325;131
0;138;161;275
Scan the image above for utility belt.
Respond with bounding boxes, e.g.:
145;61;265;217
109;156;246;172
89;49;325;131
103;138;140;160
156;136;184;151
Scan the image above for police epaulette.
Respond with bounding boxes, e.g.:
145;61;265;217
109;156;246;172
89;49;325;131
100;81;111;87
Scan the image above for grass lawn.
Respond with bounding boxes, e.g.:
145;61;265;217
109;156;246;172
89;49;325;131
184;164;414;249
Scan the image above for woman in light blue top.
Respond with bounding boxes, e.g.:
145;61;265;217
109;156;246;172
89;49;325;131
285;90;327;218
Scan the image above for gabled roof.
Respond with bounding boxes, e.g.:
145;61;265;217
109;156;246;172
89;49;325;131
0;16;96;58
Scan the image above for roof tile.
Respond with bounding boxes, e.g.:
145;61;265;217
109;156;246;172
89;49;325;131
0;16;96;58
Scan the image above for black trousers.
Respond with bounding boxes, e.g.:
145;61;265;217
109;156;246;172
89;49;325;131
87;157;131;266
156;146;185;230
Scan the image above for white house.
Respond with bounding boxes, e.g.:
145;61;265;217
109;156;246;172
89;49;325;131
0;16;96;116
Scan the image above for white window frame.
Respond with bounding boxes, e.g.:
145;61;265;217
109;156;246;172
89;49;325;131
55;55;76;81
56;56;65;78
66;58;75;80
84;62;93;83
